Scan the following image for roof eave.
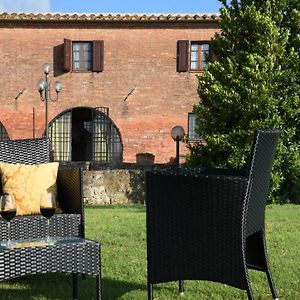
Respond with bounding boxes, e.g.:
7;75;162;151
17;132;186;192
0;12;221;23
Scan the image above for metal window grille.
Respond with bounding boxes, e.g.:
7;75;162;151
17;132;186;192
0;123;9;141
49;111;72;161
48;107;123;163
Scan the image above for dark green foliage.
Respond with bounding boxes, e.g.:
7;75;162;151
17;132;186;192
285;0;300;48
187;0;300;203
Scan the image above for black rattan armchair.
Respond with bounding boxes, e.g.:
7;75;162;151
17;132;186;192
0;138;84;240
146;129;279;300
0;138;101;299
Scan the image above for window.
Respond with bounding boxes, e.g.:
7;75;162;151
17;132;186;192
190;42;210;71
187;113;202;141
73;42;92;71
64;39;104;72
177;40;211;72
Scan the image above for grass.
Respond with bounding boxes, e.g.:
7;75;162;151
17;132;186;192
0;204;299;299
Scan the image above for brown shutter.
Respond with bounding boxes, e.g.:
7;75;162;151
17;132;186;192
64;39;72;71
210;45;217;62
211;50;218;62
92;40;104;72
177;40;189;72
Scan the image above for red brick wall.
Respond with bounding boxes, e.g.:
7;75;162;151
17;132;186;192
0;21;219;163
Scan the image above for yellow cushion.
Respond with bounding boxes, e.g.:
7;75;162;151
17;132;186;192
0;162;59;216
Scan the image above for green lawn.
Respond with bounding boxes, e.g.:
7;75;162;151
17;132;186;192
0;204;299;299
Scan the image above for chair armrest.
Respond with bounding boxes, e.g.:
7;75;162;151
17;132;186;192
200;167;247;176
56;168;84;236
2;214;82;241
175;165;247;177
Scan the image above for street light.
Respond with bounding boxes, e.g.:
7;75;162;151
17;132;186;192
171;125;185;165
37;63;62;138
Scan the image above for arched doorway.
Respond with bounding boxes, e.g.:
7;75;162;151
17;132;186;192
48;107;123;163
0;122;9;141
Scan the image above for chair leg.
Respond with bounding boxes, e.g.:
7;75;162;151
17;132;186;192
148;283;153;300
96;274;101;300
266;270;279;299
246;231;278;300
246;287;254;300
262;234;278;299
179;280;184;295
72;273;78;300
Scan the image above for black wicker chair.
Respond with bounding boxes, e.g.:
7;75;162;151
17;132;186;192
146;129;279;300
0;138;101;299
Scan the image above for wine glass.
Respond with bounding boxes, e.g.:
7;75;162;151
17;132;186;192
0;194;16;248
40;193;56;244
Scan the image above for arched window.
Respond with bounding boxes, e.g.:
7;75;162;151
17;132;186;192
0;122;9;141
48;107;123;163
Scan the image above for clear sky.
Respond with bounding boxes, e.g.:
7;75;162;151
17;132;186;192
0;0;222;14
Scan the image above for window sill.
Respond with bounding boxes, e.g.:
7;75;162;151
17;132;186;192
189;70;206;73
71;70;93;73
187;138;205;142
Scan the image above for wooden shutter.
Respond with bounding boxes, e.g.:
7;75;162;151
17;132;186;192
92;40;104;72
64;39;72;71
209;43;217;62
210;50;218;62
177;40;189;72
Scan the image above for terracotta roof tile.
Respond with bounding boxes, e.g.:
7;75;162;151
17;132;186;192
0;12;220;23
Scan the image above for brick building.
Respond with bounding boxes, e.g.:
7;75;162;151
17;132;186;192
0;12;220;164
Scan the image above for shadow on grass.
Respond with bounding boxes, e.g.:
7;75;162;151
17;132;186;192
0;273;99;300
102;278;181;299
0;274;153;300
85;204;146;213
102;277;147;299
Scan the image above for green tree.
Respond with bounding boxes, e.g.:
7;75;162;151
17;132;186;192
187;0;300;203
278;0;300;202
285;0;300;48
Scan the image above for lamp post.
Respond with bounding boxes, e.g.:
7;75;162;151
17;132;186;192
171;125;185;165
37;63;62;138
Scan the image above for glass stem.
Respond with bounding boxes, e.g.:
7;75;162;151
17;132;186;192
47;218;50;242
7;221;11;247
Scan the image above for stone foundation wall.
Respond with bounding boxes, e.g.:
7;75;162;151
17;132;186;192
83;169;147;205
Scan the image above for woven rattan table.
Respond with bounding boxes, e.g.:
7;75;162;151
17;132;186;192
0;237;101;300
